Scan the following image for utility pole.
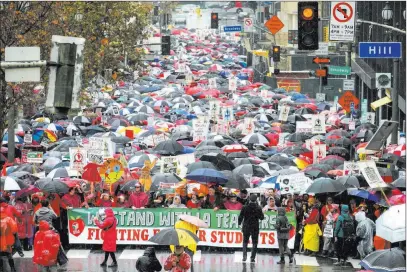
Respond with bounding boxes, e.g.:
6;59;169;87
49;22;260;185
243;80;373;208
7;87;16;162
391;58;399;143
346;42;352;79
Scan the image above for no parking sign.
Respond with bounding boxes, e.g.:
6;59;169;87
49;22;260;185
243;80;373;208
243;18;253;32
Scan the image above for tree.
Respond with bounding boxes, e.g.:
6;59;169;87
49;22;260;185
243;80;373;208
0;2;153;139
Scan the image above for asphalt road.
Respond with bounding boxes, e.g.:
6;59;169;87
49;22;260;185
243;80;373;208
9;247;360;272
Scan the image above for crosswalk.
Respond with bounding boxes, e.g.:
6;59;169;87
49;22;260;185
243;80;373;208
13;249;362;268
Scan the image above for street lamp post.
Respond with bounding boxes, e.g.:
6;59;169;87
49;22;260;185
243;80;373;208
382;2;399;144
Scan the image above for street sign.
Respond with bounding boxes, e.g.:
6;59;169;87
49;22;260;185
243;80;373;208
243;18;253;32
316;93;326;102
329;2;356;41
313;57;330;64
4;47;41;82
223;26;242;32
338;91;360;112
359;42;402;58
328;65;351;76
315;69;327;77
343;79;355;91
314;42;329;56
264;15;284;35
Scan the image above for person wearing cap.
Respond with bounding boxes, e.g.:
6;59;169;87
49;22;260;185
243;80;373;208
129;183;149;209
224;193;243;211
186;192;201;209
238;194;264;262
97;193;114;207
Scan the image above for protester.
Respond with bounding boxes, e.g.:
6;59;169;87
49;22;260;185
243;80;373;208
262;196;278;212
238;194;264;262
0;197;23;258
164;245;191;272
96;192;114;207
135;247;162;272
93;208;118;267
355;210;376;259
33;199;57;228
202;186;224;210
321;198;338;257
223;194;243;210
14;196;33;251
169;195;187;208
237;189;249;206
294;202;309;253
303;198;321;256
129;183;149;209
333;205;355;266
149;192;167;208
61;187;83;209
114;195;128;208
0;206;18;272
275;207;293;264
33;221;61;272
186;192;201;209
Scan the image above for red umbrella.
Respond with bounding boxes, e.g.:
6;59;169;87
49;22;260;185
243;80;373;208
222;144;249;153
197;89;220;99
16;185;40;198
60;178;83;188
388;194;406;205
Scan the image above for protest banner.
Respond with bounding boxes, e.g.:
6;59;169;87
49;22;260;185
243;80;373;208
68;208;296;249
296;121;312;133
358;160;388;188
323;222;334;238
278;173;312;194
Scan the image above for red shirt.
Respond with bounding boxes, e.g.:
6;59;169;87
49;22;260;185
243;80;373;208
61;194;82;209
186;200;201;209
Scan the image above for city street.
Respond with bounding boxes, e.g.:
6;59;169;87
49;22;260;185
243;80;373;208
11;247;359;271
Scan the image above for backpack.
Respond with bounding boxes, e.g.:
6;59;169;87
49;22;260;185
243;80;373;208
342;217;354;238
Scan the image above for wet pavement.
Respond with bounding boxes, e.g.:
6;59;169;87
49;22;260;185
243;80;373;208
8;247;359;272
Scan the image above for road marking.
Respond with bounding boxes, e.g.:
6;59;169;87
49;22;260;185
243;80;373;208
294;254;319;266
118;249;144;260
233;251;257;263
66;249;91;259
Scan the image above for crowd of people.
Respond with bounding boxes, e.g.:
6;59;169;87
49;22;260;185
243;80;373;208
0;177;402;271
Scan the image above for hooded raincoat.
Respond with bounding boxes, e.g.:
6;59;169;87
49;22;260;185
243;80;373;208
33;221;60;267
355;211;376;258
95;208;117;252
0;207;18;253
14;200;33;239
136;247;162;272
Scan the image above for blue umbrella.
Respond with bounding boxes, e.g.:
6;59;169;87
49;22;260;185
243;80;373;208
237;73;249;80
238;61;247;68
296;98;312;103
348;189;380;202
182;146;195;154
291;93;307;101
317;102;331;111
186;169;228;184
2;134;24;144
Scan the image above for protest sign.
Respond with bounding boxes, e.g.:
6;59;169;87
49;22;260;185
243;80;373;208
296;121;312;133
192;117;209;142
222;107;233;121
88;150;104;165
358;160;388;188
278;173;312;194
69;148;87;171
311;114;326;134
229;77;237;91
278;105;290;122
24;131;32;144
242;118;254;135
68;208;296;249
323;222;334;238
278;133;289;147
209;100;221;120
343;161;360;175
27;151;43;164
208;77;217;89
160;156;179;174
313;144;326;164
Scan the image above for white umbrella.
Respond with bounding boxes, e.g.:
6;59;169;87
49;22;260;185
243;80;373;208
1;177;21;191
376;204;405;243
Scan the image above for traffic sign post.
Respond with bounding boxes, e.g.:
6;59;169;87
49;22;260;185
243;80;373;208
359;42;402;58
338;91;360;113
329;2;356;41
243;18;253;32
264;15;284;35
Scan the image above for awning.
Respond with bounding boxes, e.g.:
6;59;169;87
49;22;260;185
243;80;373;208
351;58;376;89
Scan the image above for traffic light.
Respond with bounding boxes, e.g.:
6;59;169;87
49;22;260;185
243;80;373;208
211;13;218;29
272;46;280;62
161;35;170;55
298;2;319;50
322;67;328;85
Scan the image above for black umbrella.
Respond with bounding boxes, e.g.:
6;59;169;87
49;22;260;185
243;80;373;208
304;168;328;179
337;175;361;188
200;153;235;171
287;114;307;124
120;180;139;192
232;158;259;167
305;177;347;194
208;134;236;146
226;152;249;159
361;248;406;272
150;173;182;191
266;154;296;167
222;170;241;189
232;165;268;188
305;164;333;173
73;116;91;125
35;178;70;194
328;146;349;156
52;140;79;153
391;177;406;189
14;164;42;174
195;146;224;158
287;133;312;143
295;108;315;115
196;140;225;149
326;138;352;147
282;146;311;156
327;129;351;138
153;140;184;156
187;161;218;174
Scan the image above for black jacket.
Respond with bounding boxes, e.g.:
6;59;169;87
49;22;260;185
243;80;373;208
238;201;264;233
135;247;162;272
202;193;225;209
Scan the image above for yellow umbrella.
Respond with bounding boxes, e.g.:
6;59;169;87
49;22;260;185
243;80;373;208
35;117;51;123
294;157;310;170
117;126;143;136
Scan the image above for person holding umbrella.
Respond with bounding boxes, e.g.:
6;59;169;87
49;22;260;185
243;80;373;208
238;194;264;262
